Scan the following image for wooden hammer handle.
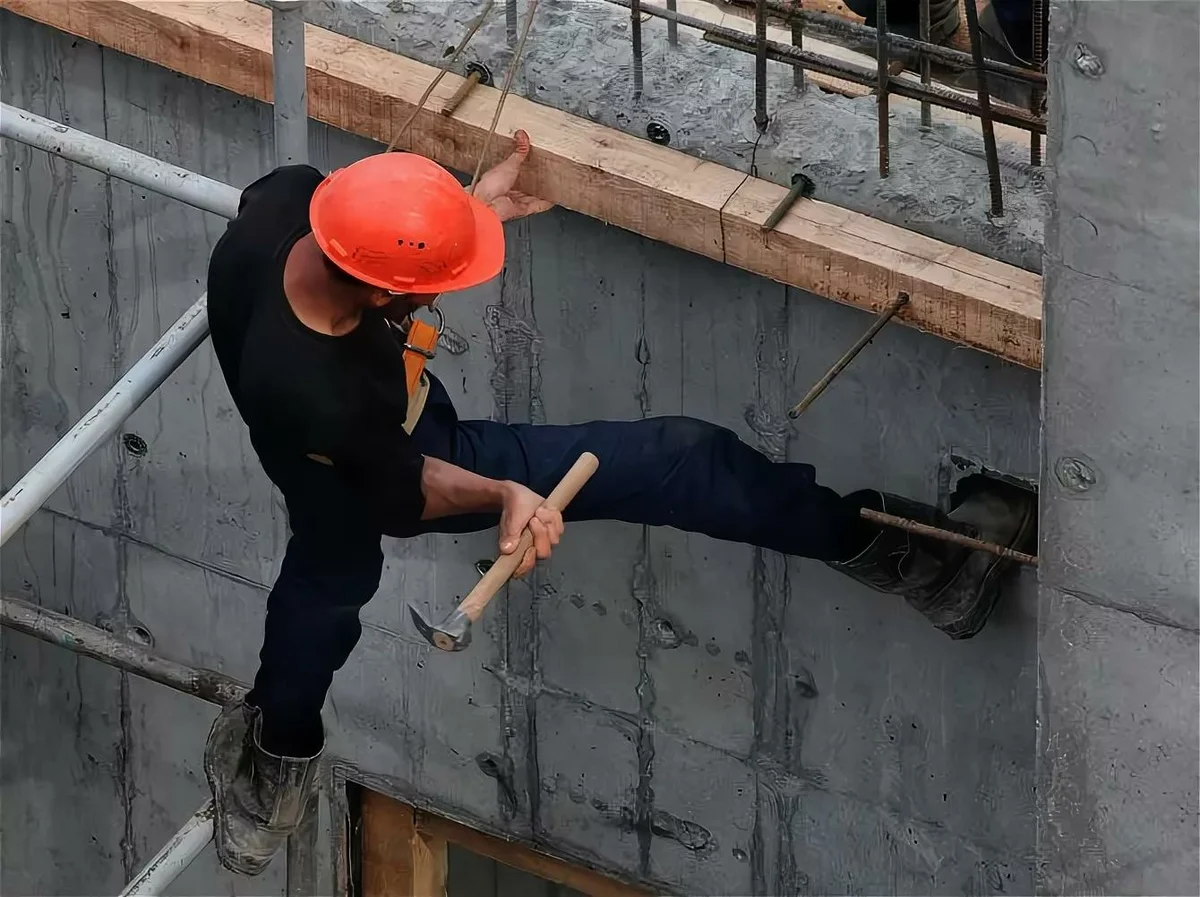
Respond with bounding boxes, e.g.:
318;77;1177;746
457;452;600;622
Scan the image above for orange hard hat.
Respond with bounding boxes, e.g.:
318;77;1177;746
309;152;505;294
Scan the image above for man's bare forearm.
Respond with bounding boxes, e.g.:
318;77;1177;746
419;456;513;520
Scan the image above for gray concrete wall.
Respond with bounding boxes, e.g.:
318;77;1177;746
3;12;1044;896
1037;2;1200;894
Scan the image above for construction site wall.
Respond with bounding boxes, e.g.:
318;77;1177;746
1036;2;1198;894
0;3;1193;895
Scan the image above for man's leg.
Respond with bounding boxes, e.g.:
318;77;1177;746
205;524;383;875
414;411;1035;639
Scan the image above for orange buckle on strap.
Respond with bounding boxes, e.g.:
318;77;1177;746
401;307;443;397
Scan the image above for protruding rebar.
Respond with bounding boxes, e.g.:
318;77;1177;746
755;0;769;131
876;0;889;177
788;292;909;418
610;0;1046;133
789;0;805;90
506;0;518;43
666;0;678;45
962;0;1005;217
860;508;1039;565
734;0;1046;86
632;0;645;98
1030;0;1048;165
918;0;931;127
761;173;815;231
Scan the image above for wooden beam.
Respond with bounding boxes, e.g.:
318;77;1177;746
413;809;651;897
360;789;447;897
1;0;1042;368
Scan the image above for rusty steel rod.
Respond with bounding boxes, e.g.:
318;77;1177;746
760;173;815;231
1029;0;1047;165
962;0;1005;216
632;0;645;98
612;0;1046;133
876;0;890;177
441;69;482;117
789;292;909;418
918;0;932;127
745;0;1045;85
755;0;770;130
791;0;805;89
860;508;1039;566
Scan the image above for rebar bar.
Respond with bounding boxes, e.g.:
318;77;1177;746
441;69;483;117
962;0;1005;217
1029;0;1047;165
666;0;678;46
860;508;1039;565
386;0;495;152
918;0;931;127
788;292;909;417
632;0;645;98
507;0;518;42
755;0;770;131
469;0;540;192
876;0;890;177
760;173;815;231
610;0;1046;133
790;0;805;90
749;0;1045;85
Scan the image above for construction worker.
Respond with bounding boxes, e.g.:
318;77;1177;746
202;131;1034;875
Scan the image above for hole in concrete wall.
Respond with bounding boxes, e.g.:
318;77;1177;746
121;433;148;457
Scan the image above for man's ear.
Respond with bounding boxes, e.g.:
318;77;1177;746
367;290;396;309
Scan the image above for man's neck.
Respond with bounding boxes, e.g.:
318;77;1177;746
284;234;368;336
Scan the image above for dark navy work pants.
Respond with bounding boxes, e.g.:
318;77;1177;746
249;376;864;755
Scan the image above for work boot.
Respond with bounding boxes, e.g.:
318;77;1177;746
203;700;322;876
828;476;1035;639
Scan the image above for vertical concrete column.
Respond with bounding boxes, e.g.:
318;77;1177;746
1038;2;1199;894
270;0;309;166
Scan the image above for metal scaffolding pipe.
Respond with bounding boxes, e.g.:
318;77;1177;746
0;296;211;546
0;103;248;546
0;103;241;218
119;801;216;896
270;1;309;166
1;593;247;704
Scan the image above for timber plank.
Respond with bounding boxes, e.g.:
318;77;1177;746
0;0;1042;368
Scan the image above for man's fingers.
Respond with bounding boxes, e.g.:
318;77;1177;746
511;128;532;159
529;515;552;560
514;546;536;578
535;507;563;545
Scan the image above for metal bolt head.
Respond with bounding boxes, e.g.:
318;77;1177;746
1054;456;1098;493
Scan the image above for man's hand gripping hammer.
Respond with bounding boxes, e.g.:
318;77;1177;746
408;452;600;652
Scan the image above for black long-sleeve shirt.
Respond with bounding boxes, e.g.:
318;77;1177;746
206;164;426;539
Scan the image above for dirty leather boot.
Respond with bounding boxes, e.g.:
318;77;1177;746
203;701;322;876
828;476;1035;639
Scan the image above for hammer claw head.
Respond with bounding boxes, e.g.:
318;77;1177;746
408;603;473;652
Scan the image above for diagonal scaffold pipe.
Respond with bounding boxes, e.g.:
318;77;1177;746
0;103;242;547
